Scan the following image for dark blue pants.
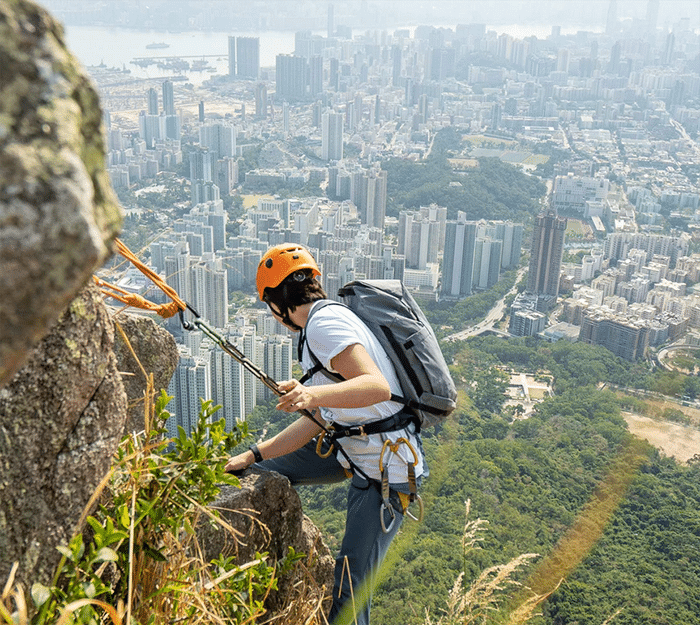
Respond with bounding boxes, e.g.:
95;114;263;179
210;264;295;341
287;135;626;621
258;438;404;625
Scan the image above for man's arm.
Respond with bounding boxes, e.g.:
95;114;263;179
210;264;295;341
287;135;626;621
224;414;323;473
276;343;391;412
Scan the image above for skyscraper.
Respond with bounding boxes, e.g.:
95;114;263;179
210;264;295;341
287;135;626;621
391;45;402;86
236;37;260;79
322;111;343;161
147;87;158;115
473;236;503;290
493;221;523;270
210;342;245;429
227;36;236;77
189;147;215;182
327;3;334;38
364;169;387;230
527;208;567;301
662;32;675;66
606;0;618;36
255;83;268;118
309;55;323;99
399;209;441;270
166;348;211;437
199;121;236;160
442;213;477;298
162;80;175;115
329;57;340;91
276;54;308;101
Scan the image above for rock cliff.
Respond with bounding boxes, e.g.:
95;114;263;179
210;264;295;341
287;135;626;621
0;2;333;616
0;0;122;386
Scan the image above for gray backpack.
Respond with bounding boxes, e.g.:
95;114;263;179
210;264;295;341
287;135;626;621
299;279;457;430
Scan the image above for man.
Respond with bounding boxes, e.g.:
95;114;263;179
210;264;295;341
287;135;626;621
225;243;425;625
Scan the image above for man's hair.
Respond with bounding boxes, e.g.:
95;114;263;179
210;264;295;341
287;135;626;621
262;268;327;314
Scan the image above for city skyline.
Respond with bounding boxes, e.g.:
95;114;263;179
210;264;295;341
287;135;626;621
89;0;700;431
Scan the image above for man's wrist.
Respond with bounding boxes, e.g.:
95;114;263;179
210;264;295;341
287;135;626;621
249;443;264;464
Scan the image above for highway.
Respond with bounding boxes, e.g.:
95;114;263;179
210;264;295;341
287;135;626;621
443;266;527;342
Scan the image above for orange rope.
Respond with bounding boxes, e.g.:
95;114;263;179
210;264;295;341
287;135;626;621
94;238;187;319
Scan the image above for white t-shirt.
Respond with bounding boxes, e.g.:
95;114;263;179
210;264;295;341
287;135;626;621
301;300;425;484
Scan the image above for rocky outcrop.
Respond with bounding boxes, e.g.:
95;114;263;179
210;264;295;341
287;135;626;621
0;0;122;386
0;2;331;617
0;284;128;588
113;312;179;436
199;470;335;615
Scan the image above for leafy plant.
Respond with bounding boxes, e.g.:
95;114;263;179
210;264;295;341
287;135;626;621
1;389;293;625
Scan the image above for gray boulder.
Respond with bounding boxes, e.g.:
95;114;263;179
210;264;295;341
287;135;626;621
113;312;179;436
0;284;128;588
200;470;335;615
0;0;122;386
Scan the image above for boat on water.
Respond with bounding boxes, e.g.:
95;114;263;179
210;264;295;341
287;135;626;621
146;42;170;49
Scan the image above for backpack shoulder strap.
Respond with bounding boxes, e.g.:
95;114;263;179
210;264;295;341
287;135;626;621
298;300;347;385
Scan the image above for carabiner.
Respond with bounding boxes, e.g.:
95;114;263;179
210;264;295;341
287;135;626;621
316;430;335;459
405;493;425;523
380;502;397;534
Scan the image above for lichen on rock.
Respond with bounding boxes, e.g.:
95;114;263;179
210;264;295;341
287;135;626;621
0;0;123;386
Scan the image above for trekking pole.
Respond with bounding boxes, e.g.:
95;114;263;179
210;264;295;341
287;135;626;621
179;304;332;434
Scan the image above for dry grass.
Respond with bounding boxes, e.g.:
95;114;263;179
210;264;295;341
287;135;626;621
1;330;331;625
424;501;550;625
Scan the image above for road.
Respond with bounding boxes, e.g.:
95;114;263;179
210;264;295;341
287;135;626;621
443;267;527;342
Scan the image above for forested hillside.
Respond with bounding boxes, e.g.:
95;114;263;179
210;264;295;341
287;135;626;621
381;127;546;221
245;335;700;625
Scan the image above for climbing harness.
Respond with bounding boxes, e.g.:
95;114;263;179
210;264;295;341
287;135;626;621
97;238;424;533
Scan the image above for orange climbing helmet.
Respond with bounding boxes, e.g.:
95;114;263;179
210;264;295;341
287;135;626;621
256;244;321;300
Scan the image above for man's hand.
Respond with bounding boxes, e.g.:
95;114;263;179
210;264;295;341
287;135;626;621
276;379;316;412
225;450;254;474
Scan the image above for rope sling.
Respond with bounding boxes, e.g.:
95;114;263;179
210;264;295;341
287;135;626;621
97;238;423;531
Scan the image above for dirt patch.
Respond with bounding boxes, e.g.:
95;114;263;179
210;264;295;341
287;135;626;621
622;411;700;463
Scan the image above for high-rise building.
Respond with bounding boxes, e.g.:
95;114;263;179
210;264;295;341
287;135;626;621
210;341;245;429
166;347;211;437
527;208;567;300
138;111;160;148
162;80;175;115
227;36;236;77
441;213;477;298
662;32;675;66
255;83;268;118
147;87;158;115
329;57;339;91
160;111;181;141
473;236;503;290
276;54;308;102
322;111;344;161
190;147;215;182
191;181;220;206
493;221;523;269
364;169;387;230
327;2;334;38
309;55;323;99
190;256;228;329
391;45;402;86
236;37;260;79
199;121;236;160
216;157;238;196
399;209;441;270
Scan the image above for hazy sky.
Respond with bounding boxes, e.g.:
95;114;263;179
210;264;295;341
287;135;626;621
38;0;700;32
